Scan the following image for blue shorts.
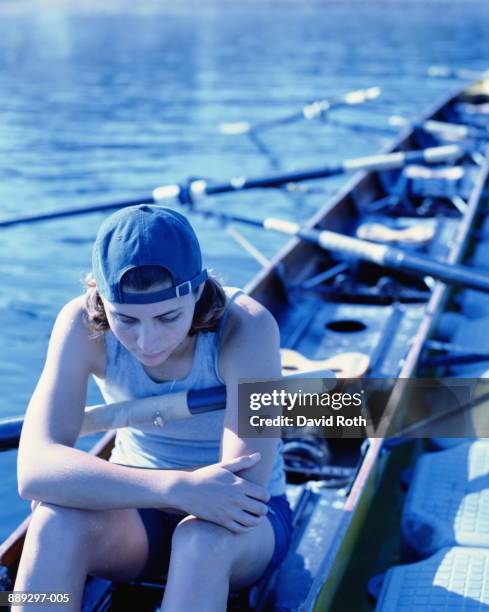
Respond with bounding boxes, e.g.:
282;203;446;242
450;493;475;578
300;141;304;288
135;494;293;585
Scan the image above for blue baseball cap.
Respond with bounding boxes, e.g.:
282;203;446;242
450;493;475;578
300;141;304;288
92;205;208;304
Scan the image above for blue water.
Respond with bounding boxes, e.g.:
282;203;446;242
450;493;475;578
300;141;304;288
0;0;488;540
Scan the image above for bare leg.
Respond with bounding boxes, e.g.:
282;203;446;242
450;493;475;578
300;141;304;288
14;502;151;611
160;515;275;612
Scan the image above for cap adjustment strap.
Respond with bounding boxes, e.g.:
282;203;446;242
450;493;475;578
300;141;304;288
176;280;192;297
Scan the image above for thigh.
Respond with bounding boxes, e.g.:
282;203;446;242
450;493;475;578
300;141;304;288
29;502;152;583
82;506;153;582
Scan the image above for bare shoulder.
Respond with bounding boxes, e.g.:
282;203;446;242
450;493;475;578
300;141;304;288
221;292;279;345
219;292;281;380
51;295;105;376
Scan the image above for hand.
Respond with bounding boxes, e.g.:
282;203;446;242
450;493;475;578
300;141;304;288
176;452;271;534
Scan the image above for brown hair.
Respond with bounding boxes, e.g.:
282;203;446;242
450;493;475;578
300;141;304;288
83;265;227;338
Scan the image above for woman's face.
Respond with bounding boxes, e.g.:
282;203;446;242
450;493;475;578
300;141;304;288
102;284;202;367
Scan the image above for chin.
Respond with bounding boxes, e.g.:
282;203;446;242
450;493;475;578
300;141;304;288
137;349;169;366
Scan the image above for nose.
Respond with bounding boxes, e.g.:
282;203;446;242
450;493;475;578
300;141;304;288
136;323;162;355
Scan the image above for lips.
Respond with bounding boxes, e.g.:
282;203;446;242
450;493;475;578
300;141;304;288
139;349;167;361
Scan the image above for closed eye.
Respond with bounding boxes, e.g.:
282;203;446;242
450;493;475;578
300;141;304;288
116;315;137;324
158;314;181;322
112;312;181;324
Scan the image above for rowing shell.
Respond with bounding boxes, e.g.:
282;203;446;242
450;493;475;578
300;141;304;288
1;74;488;612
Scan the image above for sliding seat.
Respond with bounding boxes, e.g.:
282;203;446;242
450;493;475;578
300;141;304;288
376;547;489;611
402;440;489;559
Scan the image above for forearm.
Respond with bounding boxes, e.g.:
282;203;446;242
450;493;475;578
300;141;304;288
18;443;187;511
220;428;279;487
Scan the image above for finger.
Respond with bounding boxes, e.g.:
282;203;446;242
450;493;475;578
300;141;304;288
241;497;268;516
235;511;263;528
243;482;271;503
221;452;261;473
219;519;248;535
227;521;253;535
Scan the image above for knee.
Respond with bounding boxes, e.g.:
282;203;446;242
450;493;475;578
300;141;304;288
171;517;234;563
29;503;96;546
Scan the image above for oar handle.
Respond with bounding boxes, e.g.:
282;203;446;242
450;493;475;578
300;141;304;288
0;417;23;451
313;228;489;294
260;220;489;295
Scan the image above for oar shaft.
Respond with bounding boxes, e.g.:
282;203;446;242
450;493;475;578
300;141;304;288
385;250;489;293
197;145;462;194
334;115;489;141
0;195;154;228
422;353;489;367
427;66;488;80
220;87;382;135
0;386;226;451
422;120;489;141
0;146;462;229
0;367;336;450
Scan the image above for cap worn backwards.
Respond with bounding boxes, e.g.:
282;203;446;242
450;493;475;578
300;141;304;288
92;205;208;304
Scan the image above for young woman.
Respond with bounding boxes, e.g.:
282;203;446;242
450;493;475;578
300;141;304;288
15;205;292;611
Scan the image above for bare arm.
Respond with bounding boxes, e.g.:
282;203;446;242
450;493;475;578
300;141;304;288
18;297;270;533
219;296;282;488
17;297;185;510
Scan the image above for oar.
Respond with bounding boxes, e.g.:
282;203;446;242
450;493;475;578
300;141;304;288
392;387;489;439
218;87;382;135
0;145;463;229
0;386;226;451
222;87;381;188
327;114;489;141
420;339;489;368
0;372;332;447
427;66;489;81
190;209;489;295
1;348;358;449
389;116;489;141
